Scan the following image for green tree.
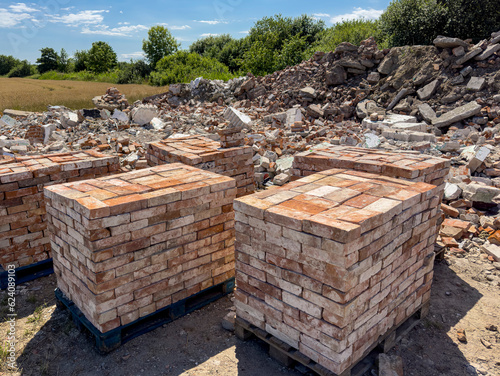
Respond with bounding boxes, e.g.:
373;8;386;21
142;25;180;68
442;0;500;41
36;47;59;74
242;14;325;75
7;60;33;77
0;55;20;76
380;0;447;47
85;41;117;73
150;51;234;86
58;48;69;73
73;50;89;72
189;34;247;72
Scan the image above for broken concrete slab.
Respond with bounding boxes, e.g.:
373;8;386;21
392;122;427;132
432;101;482;128
475;43;500;61
481;243;500;262
467;77;486;92
3;109;34;118
131;104;158;126
325;65;347;86
363;114;417;130
418;103;437;123
456;46;483;65
462;184;500;204
444;183;462;200
417;79;440;101
433;36;468;48
224;107;253;128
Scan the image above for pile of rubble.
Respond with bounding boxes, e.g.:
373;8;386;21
92;87;130;111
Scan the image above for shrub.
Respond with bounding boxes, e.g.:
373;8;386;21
380;0;447;47
7;61;33;77
311;19;387;53
150;51;236;86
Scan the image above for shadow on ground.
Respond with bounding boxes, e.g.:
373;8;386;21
388;260;485;376
12;258;488;376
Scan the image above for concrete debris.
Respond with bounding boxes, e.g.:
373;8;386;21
433;36;468;48
131;104;158;126
432;101;482;128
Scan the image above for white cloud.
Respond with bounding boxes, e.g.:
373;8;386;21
238;30;249;34
313;13;330;18
170;25;191;30
330;7;383;23
196;20;226;25
0;8;31;27
9;3;39;13
49;10;108;26
81;24;148;36
200;33;219;37
121;51;145;59
118;22;130;25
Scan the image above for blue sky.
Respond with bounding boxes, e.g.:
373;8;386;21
0;1;390;63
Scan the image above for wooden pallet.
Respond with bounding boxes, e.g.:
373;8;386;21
0;259;54;290
55;277;235;353
235;300;429;376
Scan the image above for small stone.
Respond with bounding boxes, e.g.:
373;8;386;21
480;338;492;349
485;324;498;331
221;311;235;331
456;328;467;343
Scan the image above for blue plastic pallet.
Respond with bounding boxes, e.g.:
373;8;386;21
0;259;54;289
55;277;235;353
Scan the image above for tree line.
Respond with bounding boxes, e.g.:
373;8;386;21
0;0;498;85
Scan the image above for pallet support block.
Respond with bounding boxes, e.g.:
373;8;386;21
45;163;237;341
234;167;441;375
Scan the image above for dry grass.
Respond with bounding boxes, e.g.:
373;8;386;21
0;77;168;113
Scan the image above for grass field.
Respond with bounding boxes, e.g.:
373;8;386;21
0;77;168;113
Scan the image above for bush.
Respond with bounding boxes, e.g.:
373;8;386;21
0;55;21;76
380;0;447;47
311;19;387;53
443;0;500;42
241;14;325;75
149;51;236;86
189;34;246;73
116;60;151;84
7;61;33;77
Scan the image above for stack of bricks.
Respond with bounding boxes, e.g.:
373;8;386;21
292;145;450;189
234;168;441;375
217;127;245;148
0;151;119;269
25;124;44;144
146;135;254;197
44;163;236;333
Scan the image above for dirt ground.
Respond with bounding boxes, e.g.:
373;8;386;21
0;253;499;376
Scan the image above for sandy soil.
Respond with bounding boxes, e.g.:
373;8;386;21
0;253;498;376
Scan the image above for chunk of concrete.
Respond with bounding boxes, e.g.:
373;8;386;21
325;65;347;86
481;243;500;262
463;145;491;172
224;107;253;128
417;79;440;100
0;115;19;128
475;43;500;61
462;184;500;204
112;110;129;123
418;103;437;123
3;109;34;118
433;36;468;48
444;183;462;200
467;77;486;92
273;173;290;186
131;104;158;125
432;101;482;128
456;46;483;65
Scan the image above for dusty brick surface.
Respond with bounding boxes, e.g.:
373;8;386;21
44;163;236;334
234;168;440;375
146;135;254;197
292;145;450;187
0;151;119;269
